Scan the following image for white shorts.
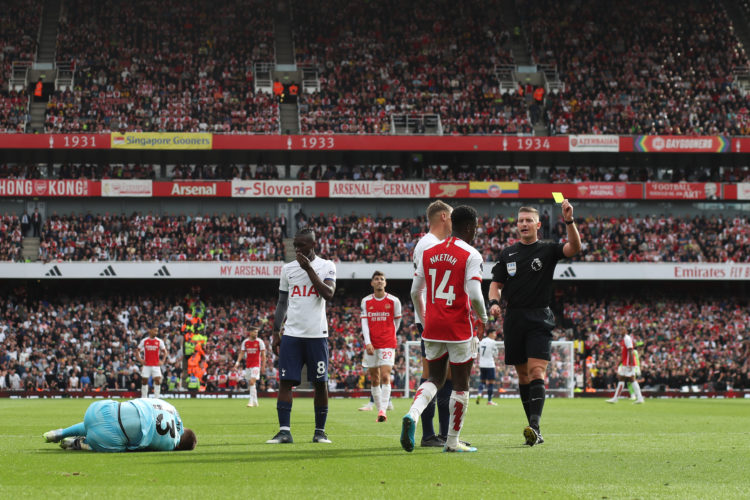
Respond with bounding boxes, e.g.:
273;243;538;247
141;365;162;379
424;340;472;365
617;365;637;378
363;348;396;368
244;367;261;380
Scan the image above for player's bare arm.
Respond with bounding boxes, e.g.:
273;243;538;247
409;274;427;325
272;290;289;355
561;199;581;257
488;281;503;318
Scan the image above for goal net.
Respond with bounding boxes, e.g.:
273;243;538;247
403;340;575;398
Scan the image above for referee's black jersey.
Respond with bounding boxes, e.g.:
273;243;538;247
491;240;565;309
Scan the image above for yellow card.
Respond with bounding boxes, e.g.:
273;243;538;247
552;192;565;203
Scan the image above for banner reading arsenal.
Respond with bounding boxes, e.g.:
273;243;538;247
645;182;720;200
231;180;317;198
0;179;98;197
153;182;232;197
635;136;729;153
328;181;429;198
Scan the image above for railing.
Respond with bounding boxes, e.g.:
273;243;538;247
253;62;274;94
495;63;517;94
300;64;320;93
539;63;565;94
390;114;443;135
55;61;74;90
733;67;750;97
9;61;32;91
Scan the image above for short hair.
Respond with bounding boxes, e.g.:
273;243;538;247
519;206;539;217
296;227;315;239
426;200;452;221
371;270;385;279
175;429;197;451
451;205;479;231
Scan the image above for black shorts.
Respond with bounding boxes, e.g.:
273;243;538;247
279;336;329;386
479;367;496;381
503;308;555;366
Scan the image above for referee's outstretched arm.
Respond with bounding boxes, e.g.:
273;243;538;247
560;199;581;258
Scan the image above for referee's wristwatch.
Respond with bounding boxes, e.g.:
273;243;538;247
565;219;575;225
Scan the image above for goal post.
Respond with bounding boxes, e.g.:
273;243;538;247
403;340;575;398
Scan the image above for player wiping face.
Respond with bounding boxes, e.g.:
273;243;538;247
294;231;316;267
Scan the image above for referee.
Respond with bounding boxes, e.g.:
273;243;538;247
488;201;581;446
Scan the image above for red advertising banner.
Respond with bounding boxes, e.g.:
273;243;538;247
0;179;99;197
645;182;720;200
731;138;750;153
0;134;110;149
518;183;642;199
429;182;470;198
153;181;232;197
214;134;570;152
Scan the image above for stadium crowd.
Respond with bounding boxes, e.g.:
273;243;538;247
45;0;278;133
3;162;749;183
0;0;41;133
523;0;750;135
291;0;530;135
34;212;285;262
563;294;749;392
1;288;747;394
1;212;747;263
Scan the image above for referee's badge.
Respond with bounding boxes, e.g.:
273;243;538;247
532;258;543;271
507;261;517;276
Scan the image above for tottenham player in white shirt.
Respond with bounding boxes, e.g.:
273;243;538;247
267;228;336;445
411;200;459;448
477;331;499;405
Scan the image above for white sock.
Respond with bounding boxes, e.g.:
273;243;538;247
446;390;469;448
141;384;148;399
408;381;438;421
154;385;161;398
613;381;624;399
381;384;391;412
371;385;382;411
250;385;257;402
631;381;643;400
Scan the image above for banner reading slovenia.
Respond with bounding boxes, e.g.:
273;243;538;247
110;132;212;150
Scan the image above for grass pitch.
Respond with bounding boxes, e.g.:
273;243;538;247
1;396;748;499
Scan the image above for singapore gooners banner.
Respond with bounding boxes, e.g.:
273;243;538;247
111;132;212;150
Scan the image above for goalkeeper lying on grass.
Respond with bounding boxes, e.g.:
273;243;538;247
43;398;196;452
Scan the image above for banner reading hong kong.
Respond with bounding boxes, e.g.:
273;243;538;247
110;132;212;150
468;182;519;198
635;136;729;153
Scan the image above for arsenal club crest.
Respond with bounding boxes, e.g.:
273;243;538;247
507;261;517;276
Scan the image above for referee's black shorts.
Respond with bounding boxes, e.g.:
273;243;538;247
503;307;555;366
